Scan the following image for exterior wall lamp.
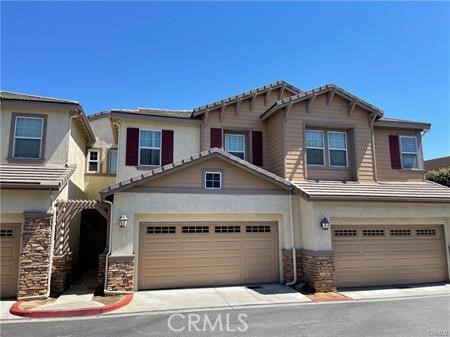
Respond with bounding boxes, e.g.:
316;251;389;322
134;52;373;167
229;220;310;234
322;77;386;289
119;214;128;228
320;217;330;230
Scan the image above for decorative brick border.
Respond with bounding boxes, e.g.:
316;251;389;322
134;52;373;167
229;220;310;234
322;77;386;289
18;213;53;299
105;255;135;293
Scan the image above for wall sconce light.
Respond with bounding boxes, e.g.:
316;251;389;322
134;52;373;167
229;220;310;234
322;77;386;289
119;214;128;228
320;217;330;230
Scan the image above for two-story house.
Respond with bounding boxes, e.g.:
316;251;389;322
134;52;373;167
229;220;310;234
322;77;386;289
99;81;450;294
0;91;111;300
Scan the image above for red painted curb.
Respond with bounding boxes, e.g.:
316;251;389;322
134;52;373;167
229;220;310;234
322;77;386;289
10;294;133;318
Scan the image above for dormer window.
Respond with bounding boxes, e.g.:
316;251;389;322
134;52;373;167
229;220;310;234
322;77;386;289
224;134;245;159
305;129;349;167
328;132;348;167
305;130;325;166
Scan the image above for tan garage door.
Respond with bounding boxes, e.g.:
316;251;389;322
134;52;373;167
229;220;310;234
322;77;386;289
138;222;279;290
333;225;447;288
0;224;21;298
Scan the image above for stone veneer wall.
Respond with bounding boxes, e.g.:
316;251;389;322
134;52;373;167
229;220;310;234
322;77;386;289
105;255;135;293
50;252;73;295
96;251;107;295
282;249;303;283
282;249;336;292
18;213;53;299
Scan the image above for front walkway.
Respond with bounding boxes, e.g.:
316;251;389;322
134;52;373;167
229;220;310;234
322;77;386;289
111;284;310;314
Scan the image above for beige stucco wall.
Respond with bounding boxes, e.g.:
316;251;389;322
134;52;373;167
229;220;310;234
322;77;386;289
84;175;116;200
116;119;201;181
68;116;87;199
1;101;71;165
88;116;116;174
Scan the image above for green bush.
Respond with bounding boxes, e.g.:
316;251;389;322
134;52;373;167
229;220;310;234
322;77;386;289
425;166;450;187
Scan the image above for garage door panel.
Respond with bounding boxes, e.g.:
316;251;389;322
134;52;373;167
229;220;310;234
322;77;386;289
1;224;21;298
333;225;447;288
139;222;278;290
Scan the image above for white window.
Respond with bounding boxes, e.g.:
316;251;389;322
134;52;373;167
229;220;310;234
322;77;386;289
400;136;419;169
108;149;117;174
224;134;245;159
139;130;161;166
204;171;222;189
13;116;44;159
305;130;325;165
328;131;348;167
87;149;100;173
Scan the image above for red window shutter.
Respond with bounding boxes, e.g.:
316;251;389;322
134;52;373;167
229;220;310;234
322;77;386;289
161;129;174;165
210;128;222;148
126;128;139;166
252;130;263;166
389;135;401;169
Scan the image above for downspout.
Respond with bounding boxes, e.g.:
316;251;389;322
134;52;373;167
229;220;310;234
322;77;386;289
369;112;378;182
285;193;297;286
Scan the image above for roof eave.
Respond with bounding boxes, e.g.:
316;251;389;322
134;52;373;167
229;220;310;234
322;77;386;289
374;120;431;130
307;195;450;203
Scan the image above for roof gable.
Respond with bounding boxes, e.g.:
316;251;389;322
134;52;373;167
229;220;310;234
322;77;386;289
261;84;384;121
192;80;302;116
101;148;293;197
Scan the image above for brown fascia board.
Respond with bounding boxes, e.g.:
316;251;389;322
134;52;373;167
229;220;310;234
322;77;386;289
374;119;431;130
110;111;200;124
306;195;450;203
260;84;384;121
192;81;303;116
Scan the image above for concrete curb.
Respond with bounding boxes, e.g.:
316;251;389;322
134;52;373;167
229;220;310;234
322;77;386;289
9;294;133;318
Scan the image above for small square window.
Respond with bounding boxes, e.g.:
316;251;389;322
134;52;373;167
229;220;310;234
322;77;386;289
87;149;100;173
205;172;222;189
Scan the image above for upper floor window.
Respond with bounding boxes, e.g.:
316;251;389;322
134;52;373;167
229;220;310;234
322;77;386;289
328;132;348;167
224;134;245;159
399;136;418;169
108;149;117;174
87;149;100;173
204;171;222;189
139;130;161;166
13;116;44;159
305;130;325;166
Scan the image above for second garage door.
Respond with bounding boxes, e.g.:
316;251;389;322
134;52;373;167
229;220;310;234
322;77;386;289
138;222;279;290
333;225;447;288
0;224;21;298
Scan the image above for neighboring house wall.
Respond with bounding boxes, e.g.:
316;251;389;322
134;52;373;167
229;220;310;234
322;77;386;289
374;127;424;182
117;119;201;181
283;94;374;182
425;156;450;171
265;112;284;177
1;102;70;165
68;117;87;199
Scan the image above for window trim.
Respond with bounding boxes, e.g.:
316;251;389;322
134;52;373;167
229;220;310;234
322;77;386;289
9;113;47;161
327;131;348;168
305;129;325;167
86;149;101;173
399;135;419;170
224;133;246;159
204;171;222;190
108;148;118;174
138;129;162;167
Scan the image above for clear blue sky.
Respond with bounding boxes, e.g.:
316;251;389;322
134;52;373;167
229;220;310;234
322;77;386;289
1;2;449;159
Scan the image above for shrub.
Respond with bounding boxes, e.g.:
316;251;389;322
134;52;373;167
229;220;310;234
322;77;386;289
425;166;450;187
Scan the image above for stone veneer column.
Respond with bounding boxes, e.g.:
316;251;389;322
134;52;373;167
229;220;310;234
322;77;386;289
105;255;135;293
301;250;336;292
18;213;53;299
282;249;304;284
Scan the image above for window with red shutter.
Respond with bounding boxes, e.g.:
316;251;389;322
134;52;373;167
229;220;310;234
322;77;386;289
210;128;222;148
389;135;401;169
161;130;174;165
126;128;139;166
252;130;263;166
